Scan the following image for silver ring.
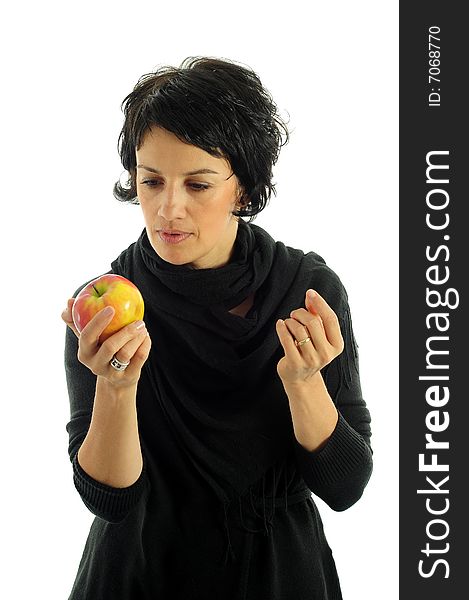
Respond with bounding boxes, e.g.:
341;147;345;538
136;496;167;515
294;336;311;347
110;355;130;371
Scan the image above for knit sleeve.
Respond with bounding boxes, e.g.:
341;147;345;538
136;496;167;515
293;266;373;511
64;281;148;523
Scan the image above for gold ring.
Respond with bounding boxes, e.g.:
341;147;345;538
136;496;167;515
294;336;311;347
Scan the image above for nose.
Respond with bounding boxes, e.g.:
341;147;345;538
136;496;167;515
157;185;188;221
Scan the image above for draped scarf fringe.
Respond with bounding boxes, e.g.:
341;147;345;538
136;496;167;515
221;457;288;566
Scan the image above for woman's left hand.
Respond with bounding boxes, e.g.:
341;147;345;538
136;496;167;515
275;289;344;386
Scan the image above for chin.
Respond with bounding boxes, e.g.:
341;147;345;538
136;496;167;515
146;233;191;266
164;255;192;266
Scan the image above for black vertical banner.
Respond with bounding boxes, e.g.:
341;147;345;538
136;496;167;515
400;3;467;597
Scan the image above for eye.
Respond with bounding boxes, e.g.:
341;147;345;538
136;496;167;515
140;179;162;187
188;182;210;191
139;180;210;192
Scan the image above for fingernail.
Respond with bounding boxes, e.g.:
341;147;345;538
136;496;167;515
103;306;114;317
133;320;145;330
308;289;316;298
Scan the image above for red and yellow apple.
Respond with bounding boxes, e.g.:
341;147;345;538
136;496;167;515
72;274;145;342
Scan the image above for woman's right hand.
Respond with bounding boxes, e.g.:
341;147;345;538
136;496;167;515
61;298;152;388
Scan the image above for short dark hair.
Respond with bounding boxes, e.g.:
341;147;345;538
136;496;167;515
113;56;290;221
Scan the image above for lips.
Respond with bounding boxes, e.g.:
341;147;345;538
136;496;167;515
158;229;192;245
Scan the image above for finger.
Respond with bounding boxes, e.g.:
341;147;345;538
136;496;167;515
106;331;152;382
79;306;116;347
288;314;327;352
289;307;324;332
95;319;147;364
283;316;310;343
276;319;302;364
61;299;80;337
283;317;321;364
61;298;75;323
121;332;152;376
287;308;328;347
99;324;148;366
305;289;343;348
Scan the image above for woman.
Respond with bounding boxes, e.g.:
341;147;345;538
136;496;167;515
62;56;373;600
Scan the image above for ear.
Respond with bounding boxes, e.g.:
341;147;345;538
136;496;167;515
237;192;251;211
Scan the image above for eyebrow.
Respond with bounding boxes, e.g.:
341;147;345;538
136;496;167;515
136;164;220;176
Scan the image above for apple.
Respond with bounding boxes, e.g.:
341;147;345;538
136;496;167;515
72;274;145;342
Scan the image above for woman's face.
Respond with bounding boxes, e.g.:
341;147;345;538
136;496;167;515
135;126;241;269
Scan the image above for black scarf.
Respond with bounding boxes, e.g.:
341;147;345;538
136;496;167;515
110;219;327;561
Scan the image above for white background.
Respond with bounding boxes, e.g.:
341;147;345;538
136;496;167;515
1;1;398;598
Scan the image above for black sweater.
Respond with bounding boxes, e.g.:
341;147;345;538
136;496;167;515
64;236;373;600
